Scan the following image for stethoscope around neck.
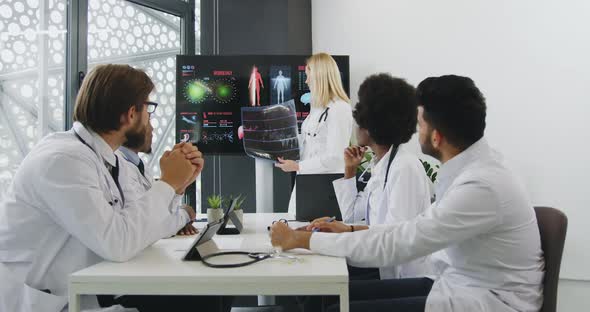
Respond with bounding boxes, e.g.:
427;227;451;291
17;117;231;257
305;106;330;138
73;129;125;206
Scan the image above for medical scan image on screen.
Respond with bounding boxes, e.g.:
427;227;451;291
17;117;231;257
176;55;349;155
241;100;299;161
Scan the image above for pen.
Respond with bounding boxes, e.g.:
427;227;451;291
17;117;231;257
312;216;336;232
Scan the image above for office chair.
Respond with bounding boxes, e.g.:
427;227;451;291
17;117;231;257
534;206;568;312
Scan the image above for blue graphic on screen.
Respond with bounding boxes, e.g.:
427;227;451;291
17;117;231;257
270;66;291;105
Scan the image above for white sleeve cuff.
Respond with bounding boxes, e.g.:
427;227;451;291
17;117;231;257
178;207;190;223
309;232;346;257
332;177;356;191
169;194;183;213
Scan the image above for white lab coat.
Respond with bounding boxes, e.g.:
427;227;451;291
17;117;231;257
310;138;545;312
287;99;353;215
332;144;435;279
0;122;189;312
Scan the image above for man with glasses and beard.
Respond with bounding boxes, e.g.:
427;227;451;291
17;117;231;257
118;102;198;236
270;75;544;312
0;64;232;312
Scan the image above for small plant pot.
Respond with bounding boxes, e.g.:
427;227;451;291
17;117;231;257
207;208;224;223
228;209;244;226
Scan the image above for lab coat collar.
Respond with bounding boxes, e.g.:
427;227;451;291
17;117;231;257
310;98;338;112
118;146;141;166
370;145;395;177
435;138;491;197
72;121;117;167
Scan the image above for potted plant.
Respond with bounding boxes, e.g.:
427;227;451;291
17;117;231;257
206;194;224;223
230;194;246;226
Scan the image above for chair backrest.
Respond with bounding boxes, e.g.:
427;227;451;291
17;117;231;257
534;206;568;312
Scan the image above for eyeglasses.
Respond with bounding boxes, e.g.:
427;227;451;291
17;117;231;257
272;219;288;226
267;218;288;231
144;101;158;117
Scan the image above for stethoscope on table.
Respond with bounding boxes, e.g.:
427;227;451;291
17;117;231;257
200;250;299;268
201;219;300;268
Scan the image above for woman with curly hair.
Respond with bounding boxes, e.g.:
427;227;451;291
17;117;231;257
328;73;434;279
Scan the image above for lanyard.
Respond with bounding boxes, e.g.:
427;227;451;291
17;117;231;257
74;131;125;206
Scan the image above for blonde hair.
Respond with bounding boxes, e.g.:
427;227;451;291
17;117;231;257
306;53;350;108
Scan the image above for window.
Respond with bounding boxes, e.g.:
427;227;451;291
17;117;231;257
87;0;182;177
0;0;199;201
0;0;67;199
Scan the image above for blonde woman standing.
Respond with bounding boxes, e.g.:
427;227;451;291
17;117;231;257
275;53;353;216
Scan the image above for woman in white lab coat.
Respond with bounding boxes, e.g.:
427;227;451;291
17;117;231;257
330;73;433;280
275;52;353;215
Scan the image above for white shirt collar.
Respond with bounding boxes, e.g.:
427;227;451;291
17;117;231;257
118;146;141;166
72;121;117;167
435;137;491;197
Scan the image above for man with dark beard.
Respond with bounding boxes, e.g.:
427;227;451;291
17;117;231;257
270;75;544;312
118;105;198;236
0;64;230;311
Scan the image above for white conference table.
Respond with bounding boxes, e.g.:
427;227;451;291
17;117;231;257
68;213;349;312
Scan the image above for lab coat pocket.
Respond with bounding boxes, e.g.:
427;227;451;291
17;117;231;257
0;263;67;312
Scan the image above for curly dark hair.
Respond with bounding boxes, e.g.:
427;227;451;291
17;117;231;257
417;75;486;150
353;73;417;146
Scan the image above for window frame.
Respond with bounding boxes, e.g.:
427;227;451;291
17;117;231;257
65;0;196;129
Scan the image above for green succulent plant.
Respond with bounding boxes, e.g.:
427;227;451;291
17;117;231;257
233;194;246;210
206;194;223;209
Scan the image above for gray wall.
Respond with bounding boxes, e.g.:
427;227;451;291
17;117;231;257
198;0;311;213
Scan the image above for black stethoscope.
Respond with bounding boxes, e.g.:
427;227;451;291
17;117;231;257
305;107;330;138
357;146;399;189
200;251;272;268
200;251;299;268
74;130;125;206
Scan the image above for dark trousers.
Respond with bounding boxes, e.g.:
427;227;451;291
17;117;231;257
97;295;232;312
297;266;380;311
347;265;380;281
327;277;434;312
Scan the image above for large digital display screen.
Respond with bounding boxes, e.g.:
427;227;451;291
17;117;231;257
176;55;350;156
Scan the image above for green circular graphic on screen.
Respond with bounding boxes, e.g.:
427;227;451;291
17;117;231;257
213;78;237;104
183;80;210;104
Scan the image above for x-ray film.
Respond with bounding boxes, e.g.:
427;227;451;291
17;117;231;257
241;100;299;161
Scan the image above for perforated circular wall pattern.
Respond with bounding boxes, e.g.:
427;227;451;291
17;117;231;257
1;0;200;199
0;0;67;198
88;0;182;177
